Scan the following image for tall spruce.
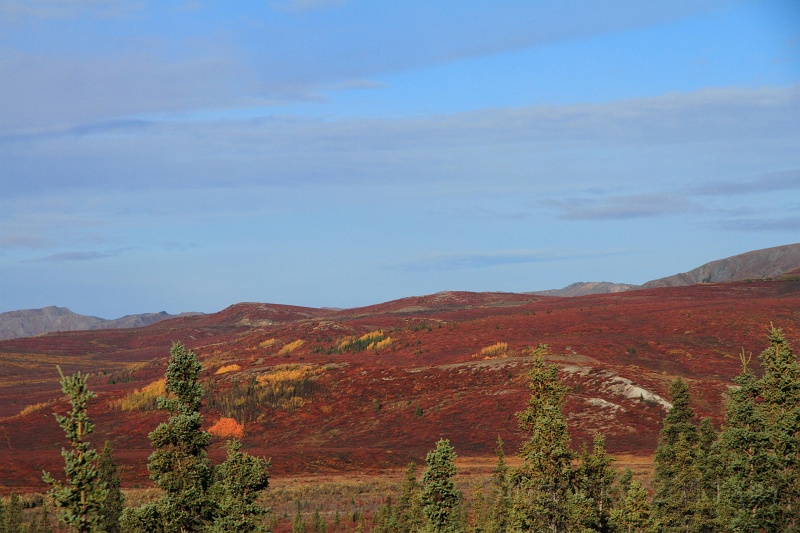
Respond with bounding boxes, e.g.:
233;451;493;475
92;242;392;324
42;368;107;533
486;437;511;533
571;434;616;532
97;441;124;533
207;439;271;533
757;325;800;530
420;439;463;533
121;342;214;533
5;494;21;533
716;352;778;531
609;480;651;533
396;462;423;533
510;356;574;532
651;377;701;532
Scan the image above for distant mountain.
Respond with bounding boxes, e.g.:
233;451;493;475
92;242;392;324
536;243;800;297
0;306;200;341
532;281;638;297
641;242;800;288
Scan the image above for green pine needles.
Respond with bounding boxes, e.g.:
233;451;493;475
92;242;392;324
121;342;270;533
43;367;108;533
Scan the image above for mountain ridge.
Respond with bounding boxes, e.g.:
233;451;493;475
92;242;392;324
0;306;201;341
3;243;799;339
535;242;800;297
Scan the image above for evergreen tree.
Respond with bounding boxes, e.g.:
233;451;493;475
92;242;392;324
651;377;700;532
757;326;800;530
421;439;463;533
397;462;423;533
510;357;574;532
372;496;399;533
121;342;214;533
484;438;511;533
207;439;271;533
97;441;124;533
716;354;778;531
42;368;107;533
609;480;651;533
571;434;616;532
5;494;21;533
293;501;307;533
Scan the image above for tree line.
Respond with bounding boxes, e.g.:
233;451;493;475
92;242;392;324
3;326;799;532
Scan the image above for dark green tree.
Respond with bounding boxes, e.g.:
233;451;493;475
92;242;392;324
5;493;21;533
716;353;778;531
207;439;271;533
372;495;399;533
483;438;511;533
510;357;574;532
421;439;463;533
571;434;616;532
121;342;213;533
651;377;700;532
609;480;651;533
757;325;800;530
97;441;124;533
42;368;107;533
397;462;423;533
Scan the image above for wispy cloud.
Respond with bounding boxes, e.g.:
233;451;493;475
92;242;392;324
30;247;137;262
710;216;800;232
547;193;703;221
691;169;800;196
392;249;620;272
0;233;54;250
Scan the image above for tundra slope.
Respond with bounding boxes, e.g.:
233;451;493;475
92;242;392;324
0;275;798;492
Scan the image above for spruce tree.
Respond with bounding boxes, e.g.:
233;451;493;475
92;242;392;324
510;357;574;532
571;434;616;532
97;441;124;533
42;368;107;533
486;438;511;533
121;342;213;533
716;354;778;531
5;494;21;533
757;325;800;530
420;439;463;533
207;439;271;533
651;377;700;532
609;480;651;533
397;462;423;533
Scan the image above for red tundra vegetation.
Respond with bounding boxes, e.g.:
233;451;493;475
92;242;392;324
0;276;798;493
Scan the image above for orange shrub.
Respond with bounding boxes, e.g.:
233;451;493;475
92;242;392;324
208;417;245;439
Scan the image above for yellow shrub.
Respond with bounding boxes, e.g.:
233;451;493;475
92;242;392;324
369;337;393;351
474;342;509;359
259;338;277;348
112;379;167;411
278;339;305;356
18;401;53;417
339;330;388;352
215;364;241;375
257;364;321;387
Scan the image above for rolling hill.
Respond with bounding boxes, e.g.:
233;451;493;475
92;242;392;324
0;274;798;493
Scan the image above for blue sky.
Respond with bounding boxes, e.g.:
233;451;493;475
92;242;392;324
1;0;799;318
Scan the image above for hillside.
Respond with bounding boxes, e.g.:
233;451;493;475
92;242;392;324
540;242;800;296
0;277;798;493
642;242;800;288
